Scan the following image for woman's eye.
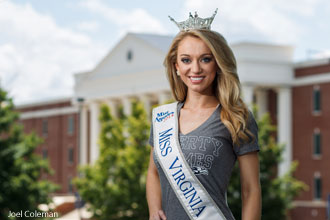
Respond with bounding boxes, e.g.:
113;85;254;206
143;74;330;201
181;58;191;63
201;57;212;63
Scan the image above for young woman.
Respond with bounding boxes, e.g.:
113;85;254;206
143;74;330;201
146;11;261;220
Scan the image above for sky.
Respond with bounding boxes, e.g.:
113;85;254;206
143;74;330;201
0;0;330;105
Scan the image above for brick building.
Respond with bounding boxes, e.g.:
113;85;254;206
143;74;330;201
17;98;79;194
290;59;330;219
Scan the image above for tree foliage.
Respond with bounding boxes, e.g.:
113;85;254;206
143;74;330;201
0;88;58;219
74;100;150;220
227;111;308;220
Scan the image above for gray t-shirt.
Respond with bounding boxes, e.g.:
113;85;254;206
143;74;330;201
149;102;259;220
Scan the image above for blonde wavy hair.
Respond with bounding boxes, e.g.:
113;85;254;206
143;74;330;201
164;29;254;145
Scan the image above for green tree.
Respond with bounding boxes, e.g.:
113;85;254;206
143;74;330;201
0;88;58;220
227;112;308;219
74;100;150;220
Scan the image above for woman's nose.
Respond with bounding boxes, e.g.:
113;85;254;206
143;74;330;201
191;60;201;74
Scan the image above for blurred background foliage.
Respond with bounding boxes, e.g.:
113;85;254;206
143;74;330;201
74;101;150;220
0;88;59;220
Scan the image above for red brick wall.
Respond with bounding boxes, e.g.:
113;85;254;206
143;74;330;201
295;63;330;78
267;89;278;127
290;206;327;220
19;106;79;194
292;83;330;219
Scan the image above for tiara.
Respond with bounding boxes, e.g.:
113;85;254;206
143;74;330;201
169;8;218;31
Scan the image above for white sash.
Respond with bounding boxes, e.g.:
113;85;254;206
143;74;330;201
152;102;226;220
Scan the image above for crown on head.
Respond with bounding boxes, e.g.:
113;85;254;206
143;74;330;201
169;8;218;31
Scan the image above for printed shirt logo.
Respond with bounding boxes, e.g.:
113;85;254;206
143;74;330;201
192;166;209;175
156;111;174;123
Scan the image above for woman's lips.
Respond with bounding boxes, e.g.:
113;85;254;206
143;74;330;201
189;76;205;84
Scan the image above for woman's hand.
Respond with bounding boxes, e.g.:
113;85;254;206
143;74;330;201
149;210;167;220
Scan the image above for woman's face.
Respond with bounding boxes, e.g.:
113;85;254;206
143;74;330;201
175;35;218;96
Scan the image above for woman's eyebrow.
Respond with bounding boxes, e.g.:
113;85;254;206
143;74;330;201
201;53;213;56
179;53;213;57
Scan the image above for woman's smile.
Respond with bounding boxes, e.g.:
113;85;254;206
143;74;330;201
189;76;206;84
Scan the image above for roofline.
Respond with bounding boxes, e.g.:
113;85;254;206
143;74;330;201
294;57;330;68
230;41;294;49
15;96;73;109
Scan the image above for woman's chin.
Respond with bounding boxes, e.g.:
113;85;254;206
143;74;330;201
187;86;213;95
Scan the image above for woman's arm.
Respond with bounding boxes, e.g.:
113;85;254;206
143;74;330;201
146;149;167;220
238;151;261;220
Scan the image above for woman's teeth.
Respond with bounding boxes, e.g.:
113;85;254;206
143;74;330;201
190;77;204;81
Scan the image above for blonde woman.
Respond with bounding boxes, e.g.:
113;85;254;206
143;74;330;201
147;10;261;220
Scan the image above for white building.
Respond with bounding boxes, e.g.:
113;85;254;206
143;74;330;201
73;32;294;177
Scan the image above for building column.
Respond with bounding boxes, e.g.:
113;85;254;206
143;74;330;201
140;94;151;117
90;101;100;164
241;85;254;108
277;87;292;176
255;89;268;118
79;105;88;165
122;97;132;116
158;91;171;104
107;99;118;117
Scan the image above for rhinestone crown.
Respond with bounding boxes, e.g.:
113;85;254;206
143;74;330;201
169;8;218;31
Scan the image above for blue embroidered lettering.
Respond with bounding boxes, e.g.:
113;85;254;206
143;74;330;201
158;128;173;157
159;128;173;143
183;187;195;197
169;156;182;170
174;173;185;185
161;144;172;156
172;169;182;177
185;190;200;204
157;122;208;218
191;199;203;208
179;181;192;192
193;205;206;217
184;188;206;217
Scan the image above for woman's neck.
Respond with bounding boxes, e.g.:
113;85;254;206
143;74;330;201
183;90;219;109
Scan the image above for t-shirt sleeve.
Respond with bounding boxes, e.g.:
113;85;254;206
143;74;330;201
233;111;260;156
148;121;154;147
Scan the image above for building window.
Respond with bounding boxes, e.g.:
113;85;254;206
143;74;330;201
42;149;48;159
314;175;322;200
42;119;48;137
68;116;74;135
313;131;321;156
127;50;133;62
68;147;74;164
313;87;321;113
